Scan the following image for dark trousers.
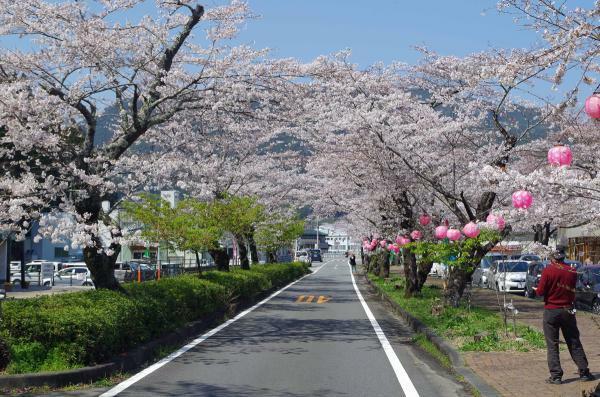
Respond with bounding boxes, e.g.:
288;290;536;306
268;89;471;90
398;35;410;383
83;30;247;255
543;308;589;379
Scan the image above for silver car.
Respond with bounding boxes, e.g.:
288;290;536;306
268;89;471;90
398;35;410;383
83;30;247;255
491;260;529;293
50;267;94;287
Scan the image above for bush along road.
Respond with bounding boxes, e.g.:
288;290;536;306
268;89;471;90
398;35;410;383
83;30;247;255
0;263;310;376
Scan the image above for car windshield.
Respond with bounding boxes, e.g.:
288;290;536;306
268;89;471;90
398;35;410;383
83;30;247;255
297;252;307;256
498;262;528;272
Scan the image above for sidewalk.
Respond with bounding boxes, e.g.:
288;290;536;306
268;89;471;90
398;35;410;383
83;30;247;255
463;286;600;397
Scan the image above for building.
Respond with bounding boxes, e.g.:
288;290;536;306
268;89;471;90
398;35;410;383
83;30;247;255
320;223;361;254
558;226;600;263
297;229;329;252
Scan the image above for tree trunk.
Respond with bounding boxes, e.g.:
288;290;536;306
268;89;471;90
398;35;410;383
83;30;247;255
267;251;277;263
402;250;419;297
379;250;390;278
209;248;230;272
76;191;122;290
444;266;468;307
371;252;381;275
83;244;122;291
195;250;201;274
417;260;433;291
236;236;250;270
248;233;259;264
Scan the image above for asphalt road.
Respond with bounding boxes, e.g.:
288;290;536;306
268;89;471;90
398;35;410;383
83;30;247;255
97;258;469;397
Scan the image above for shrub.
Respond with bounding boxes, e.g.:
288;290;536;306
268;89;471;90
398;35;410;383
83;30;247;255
202;270;271;301
0;262;307;374
250;262;309;288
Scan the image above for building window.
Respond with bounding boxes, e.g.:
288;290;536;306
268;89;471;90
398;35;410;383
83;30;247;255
54;247;69;258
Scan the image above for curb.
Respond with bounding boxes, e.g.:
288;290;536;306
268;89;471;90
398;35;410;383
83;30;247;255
0;269;310;389
364;274;501;397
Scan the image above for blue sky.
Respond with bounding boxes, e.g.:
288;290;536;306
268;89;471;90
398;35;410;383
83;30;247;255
233;0;540;66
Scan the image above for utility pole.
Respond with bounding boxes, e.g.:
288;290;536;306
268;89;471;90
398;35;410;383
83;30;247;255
315;216;319;250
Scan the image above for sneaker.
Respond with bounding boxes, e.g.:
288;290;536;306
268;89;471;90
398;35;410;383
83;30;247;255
580;370;595;382
545;377;562;385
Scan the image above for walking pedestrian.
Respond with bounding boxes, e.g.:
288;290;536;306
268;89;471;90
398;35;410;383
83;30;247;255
349;253;357;273
535;247;594;384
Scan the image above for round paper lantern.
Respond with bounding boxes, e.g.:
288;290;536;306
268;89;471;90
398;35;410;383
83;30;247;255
410;230;423;240
371;239;377;245
496;215;506;231
547;145;572;167
486;214;506;231
388;243;394;251
395;236;403;245
419;214;431;226
379;240;387;248
512;190;533;209
399;236;411;246
392;244;400;254
463;222;480;238
447;228;462;241
585;93;600;119
435;225;448;240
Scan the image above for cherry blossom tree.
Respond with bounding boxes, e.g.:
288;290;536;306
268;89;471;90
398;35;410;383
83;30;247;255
0;0;305;289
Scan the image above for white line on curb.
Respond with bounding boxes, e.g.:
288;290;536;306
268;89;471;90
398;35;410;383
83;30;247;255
100;261;330;396
349;265;421;397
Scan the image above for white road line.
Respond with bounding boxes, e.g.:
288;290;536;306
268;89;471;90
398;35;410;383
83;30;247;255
349;265;420;397
100;261;331;397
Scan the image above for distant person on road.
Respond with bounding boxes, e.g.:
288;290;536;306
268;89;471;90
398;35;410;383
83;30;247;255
535;248;594;384
348;253;357;273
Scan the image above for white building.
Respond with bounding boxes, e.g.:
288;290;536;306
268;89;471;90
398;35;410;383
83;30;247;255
319;223;361;254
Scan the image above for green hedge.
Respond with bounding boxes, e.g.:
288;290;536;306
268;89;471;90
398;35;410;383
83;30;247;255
1;262;309;374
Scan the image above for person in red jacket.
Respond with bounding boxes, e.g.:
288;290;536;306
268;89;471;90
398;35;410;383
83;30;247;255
536;248;594;384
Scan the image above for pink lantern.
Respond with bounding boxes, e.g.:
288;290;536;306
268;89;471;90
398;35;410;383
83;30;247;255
395;236;403;245
399;236;411;246
547;145;572;167
486;214;506;231
447;229;462;241
585;93;600;119
434;225;448;240
371;239;377;245
392;244;400;254
419;214;431;226
379;240;387;248
388;243;394;251
410;230;423;240
463;222;480;238
512;190;533;209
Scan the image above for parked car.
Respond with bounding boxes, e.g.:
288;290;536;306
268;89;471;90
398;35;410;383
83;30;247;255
9;261;21;272
113;262;132;283
49;267;94;287
490;260;528;293
11;264;52;286
575;265;600;314
519;254;541;262
124;262;156;282
295;251;311;265
308;249;322;262
429;263;448;278
472;254;507;287
524;259;582;298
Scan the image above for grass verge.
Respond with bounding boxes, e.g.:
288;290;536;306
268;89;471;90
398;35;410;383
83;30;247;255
370;275;545;352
